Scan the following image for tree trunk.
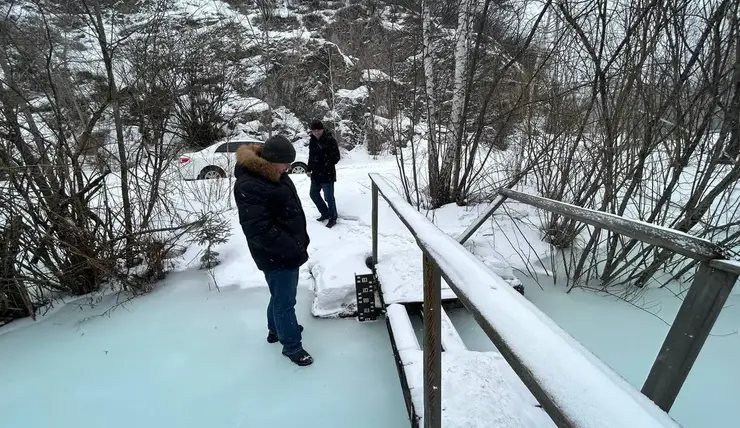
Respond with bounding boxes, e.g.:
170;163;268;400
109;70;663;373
422;0;441;205
91;2;134;263
446;0;474;203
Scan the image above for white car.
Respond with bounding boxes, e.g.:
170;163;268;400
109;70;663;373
178;138;309;180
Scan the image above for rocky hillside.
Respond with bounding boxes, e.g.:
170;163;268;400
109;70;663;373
2;0;527;154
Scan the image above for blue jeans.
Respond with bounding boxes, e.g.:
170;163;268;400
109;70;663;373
264;268;302;355
310;181;337;219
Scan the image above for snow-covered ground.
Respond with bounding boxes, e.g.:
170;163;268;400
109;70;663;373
2;145;739;427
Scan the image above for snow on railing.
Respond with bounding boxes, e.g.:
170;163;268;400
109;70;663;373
368;173;684;428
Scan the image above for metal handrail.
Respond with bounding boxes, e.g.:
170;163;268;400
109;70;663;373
368;173;687;428
498;188;727;260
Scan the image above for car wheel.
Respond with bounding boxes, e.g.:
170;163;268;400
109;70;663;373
199;167;225;180
289;162;308;174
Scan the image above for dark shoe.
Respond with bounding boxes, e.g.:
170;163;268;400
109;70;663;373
267;324;304;343
316;215;330;222
326;218;337;228
283;349;313;366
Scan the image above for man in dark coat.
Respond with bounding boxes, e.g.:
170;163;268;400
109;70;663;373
233;135;313;366
307;120;341;228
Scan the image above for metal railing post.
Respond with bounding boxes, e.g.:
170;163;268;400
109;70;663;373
372;181;379;266
422;254;442;428
457;194;508;245
642;261;739;411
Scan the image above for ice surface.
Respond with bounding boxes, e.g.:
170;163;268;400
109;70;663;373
370;173;682;428
517;277;740;428
0;277;409;428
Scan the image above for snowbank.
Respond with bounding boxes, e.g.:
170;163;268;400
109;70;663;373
309;246;373;318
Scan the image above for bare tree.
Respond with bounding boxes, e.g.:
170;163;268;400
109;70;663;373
414;0;553;207
523;0;740;296
0;0;206;322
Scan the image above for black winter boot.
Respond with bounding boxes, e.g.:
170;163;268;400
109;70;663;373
326;218;337;228
316;215;330;222
283;349;314;366
267;325;304;344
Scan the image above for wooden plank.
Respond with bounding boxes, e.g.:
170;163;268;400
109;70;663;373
387;303;422;351
709;258;740;276
422;255;442;428
641;262;739;411
385;304;421;427
440;307;468;352
457;194;508;244
499;188;727;261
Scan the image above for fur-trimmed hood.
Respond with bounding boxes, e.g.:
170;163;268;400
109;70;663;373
235;144;282;183
233;144;309;273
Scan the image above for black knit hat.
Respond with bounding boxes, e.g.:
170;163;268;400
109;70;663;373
261;135;296;164
310;120;324;130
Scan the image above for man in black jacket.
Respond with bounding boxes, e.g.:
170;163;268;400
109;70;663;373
233;135;313;366
307;120;341;228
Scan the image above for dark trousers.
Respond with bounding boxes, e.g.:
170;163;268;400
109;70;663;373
310;180;337;219
264;268;302;355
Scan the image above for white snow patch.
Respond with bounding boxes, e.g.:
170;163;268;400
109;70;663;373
336;86;369;102
376;246;458;304
222;97;270;116
273;106;305;134
521;278;740;428
309;246;372;318
361;69;393;83
387;303;552;427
